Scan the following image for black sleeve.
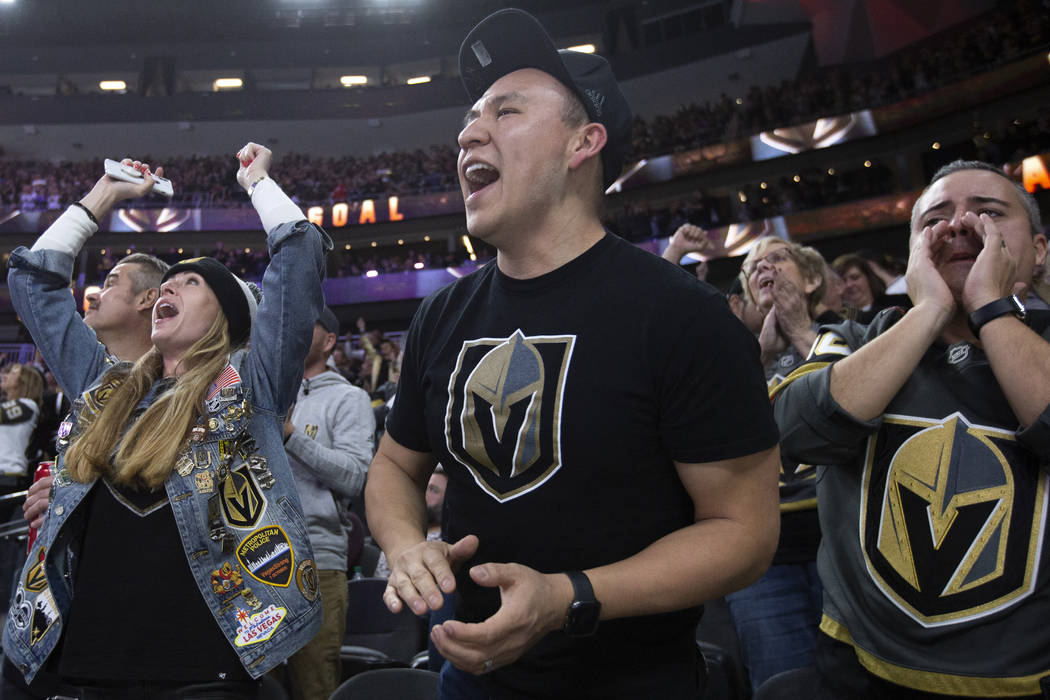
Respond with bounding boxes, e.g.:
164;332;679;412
658;299;779;464
384;294;435;453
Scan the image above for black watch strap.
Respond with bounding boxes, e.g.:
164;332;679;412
563;570;601;637
566;570;595;602
968;295;1026;337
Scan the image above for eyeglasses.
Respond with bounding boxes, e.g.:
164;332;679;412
745;248;793;276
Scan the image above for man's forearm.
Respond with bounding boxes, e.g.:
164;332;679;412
978;315;1050;427
587;515;776;621
830;303;948;421
364;452;429;561
587;447;780;621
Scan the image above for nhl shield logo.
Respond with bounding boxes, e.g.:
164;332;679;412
445;330;575;502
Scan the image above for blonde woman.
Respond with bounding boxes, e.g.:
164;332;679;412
3;145;330;699
0;363;43;480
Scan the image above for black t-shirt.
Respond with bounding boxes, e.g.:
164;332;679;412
56;480;248;682
387;233;778;697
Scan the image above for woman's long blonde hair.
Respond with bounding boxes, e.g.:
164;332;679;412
65;313;232;489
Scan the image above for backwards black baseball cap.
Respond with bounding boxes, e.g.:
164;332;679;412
459;8;633;191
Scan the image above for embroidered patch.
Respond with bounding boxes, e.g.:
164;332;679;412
296;559;319;602
30;589;58;645
233;604;286;647
211;561;245;595
236;525;293;587
24;548;47;593
10;585;31;630
195;471;216;494
207;365;241;401
221;465;266;529
305;425;319;440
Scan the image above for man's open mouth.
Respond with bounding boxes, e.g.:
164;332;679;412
464;162;500;195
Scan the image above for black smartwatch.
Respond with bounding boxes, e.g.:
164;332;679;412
968;294;1026;338
563;571;601;638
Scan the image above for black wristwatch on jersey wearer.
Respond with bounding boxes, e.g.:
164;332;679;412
968;294;1027;338
563;570;601;638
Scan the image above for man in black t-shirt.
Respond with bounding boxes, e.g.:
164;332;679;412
364;9;780;699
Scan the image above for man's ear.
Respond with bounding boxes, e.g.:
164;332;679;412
323;332;337;355
138;287;159;311
568;123;607;171
1033;233;1047;274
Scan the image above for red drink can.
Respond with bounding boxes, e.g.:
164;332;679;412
26;461;54;554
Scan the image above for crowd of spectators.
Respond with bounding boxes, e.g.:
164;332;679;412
0;145;458;211
3;2;1047;215
627;0;1050;158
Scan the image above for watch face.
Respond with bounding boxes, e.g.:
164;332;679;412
566;600;601;637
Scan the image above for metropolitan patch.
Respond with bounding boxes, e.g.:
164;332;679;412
30;589;58;645
236;525;293;587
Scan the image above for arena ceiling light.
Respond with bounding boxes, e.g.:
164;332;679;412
340;75;368;86
406;76;431;85
99;80;127;91
213;78;243;90
566;44;595;54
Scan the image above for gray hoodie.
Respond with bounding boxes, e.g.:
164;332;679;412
285;369;375;571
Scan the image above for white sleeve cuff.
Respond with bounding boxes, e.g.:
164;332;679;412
251;178;306;234
30;206;97;256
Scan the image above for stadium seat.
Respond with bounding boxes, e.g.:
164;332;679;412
329;668;439;700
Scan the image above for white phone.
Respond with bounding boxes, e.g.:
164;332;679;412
103;159;174;198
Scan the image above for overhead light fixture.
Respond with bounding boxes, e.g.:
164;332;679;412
566;44;595;54
413;261;424;269
99;80;127;91
406;76;431;85
213;78;243;90
340;75;368;86
365;270;379;278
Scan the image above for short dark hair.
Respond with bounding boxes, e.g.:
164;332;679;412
117;253;169;295
912;160;1043;236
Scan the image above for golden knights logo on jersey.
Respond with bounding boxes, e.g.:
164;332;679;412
860;411;1047;627
444;330;575;502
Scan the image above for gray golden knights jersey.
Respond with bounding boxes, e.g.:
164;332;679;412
771;307;1050;697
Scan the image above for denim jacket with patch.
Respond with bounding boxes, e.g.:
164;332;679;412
3;218;331;681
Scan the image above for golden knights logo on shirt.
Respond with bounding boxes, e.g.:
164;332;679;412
444;330;575;503
860;411;1047;627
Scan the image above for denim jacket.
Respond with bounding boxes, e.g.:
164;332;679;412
3;218;331;681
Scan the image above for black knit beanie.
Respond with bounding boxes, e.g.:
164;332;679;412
161;257;258;347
